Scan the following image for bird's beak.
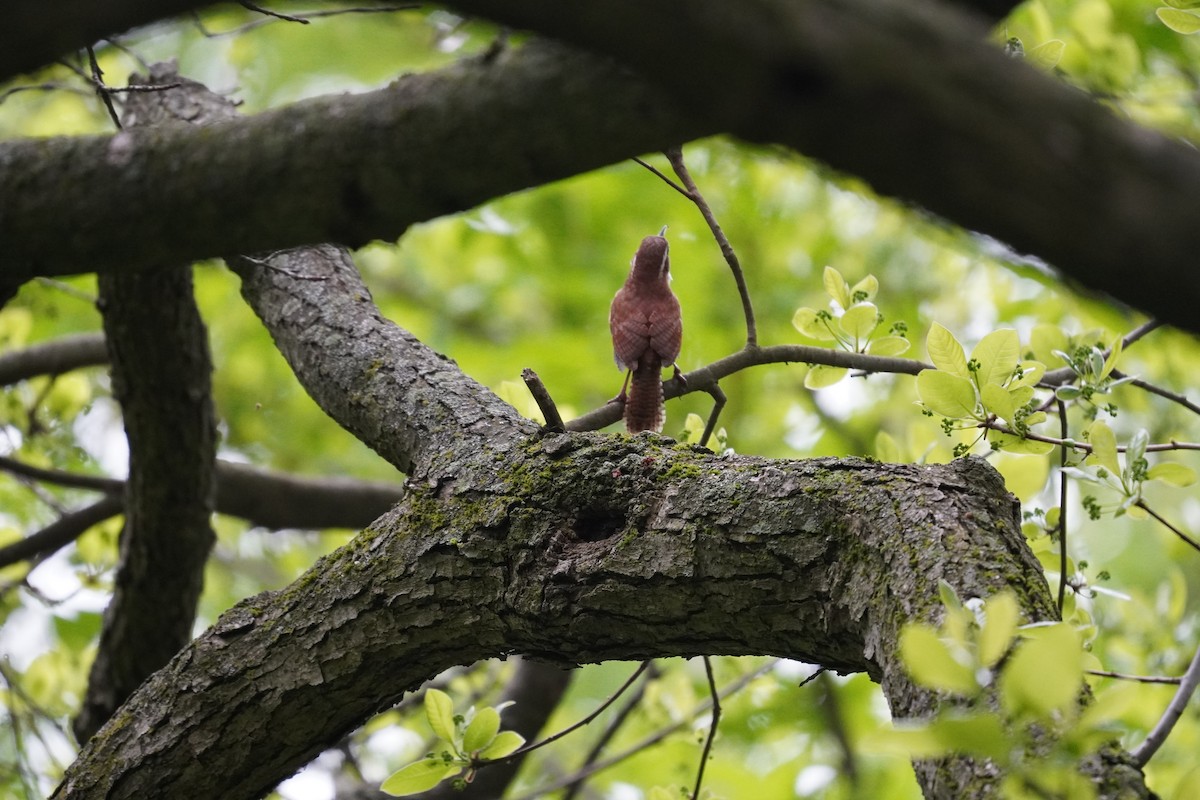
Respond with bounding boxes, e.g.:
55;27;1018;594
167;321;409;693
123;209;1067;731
658;225;668;236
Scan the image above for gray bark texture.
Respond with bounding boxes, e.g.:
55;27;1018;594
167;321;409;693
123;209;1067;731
2;0;1199;335
50;244;1151;800
0;1;1168;798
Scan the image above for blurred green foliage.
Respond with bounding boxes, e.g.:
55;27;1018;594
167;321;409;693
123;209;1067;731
3;1;1200;798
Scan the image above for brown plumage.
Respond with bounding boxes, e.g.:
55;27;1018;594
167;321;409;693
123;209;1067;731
609;231;682;433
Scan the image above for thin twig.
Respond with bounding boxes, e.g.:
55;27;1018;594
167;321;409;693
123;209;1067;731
193;4;418;38
506;660;778;800
0;495;124;568
496;661;651;762
561;662;659;800
665;146;758;347
1132;637;1200;766
0;455;120;493
86;46;121;129
1121;374;1200;417
1087;669;1182;685
239;1;310;23
699;383;726;450
1056;398;1068;615
632;156;691;199
691;657;721;800
521;368;565;432
1134;501;1200;554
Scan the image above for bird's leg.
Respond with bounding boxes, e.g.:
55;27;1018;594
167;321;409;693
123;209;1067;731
671;363;687;389
612;368;634;404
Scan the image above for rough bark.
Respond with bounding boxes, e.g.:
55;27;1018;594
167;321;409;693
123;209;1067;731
75;67;228;742
50;244;1151;799
0;0;1023;86
4;1;1200;335
444;0;1200;336
0;41;703;283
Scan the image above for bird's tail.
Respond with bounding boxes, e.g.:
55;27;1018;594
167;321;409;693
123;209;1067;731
625;353;664;433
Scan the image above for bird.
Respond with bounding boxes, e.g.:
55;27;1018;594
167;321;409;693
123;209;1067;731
609;228;683;433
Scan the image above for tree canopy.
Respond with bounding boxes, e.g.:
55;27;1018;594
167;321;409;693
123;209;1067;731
2;2;1200;800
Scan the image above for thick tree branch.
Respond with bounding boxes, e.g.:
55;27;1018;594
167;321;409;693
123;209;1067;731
231;246;539;475
56;233;1148;799
74;67;226;743
438;0;1200;336
54;441;1086;800
0;455;401;549
1;41;704;284
0;333;107;386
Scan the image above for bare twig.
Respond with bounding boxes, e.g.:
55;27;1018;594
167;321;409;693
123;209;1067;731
632;156;691;199
699;383;726;450
568;344;932;432
86;46;121;129
239;1;310;23
193;4;419;38
1132;637;1200;766
506;660;778;800
521;368;565;432
561;662;659;800
0;495;124;569
690;657;721;800
665;147;758;347
1056;398;1068;615
496;661;651;762
1121;374;1200;417
1087;669;1182;685
0;333;108;386
1134;501;1200;554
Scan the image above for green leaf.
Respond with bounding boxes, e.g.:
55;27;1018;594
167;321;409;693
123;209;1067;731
1164;0;1200;8
1000;624;1083;716
480;730;526;760
805;364;848;389
978;592;1019;667
849;273;879;302
792;307;836;340
1086;421;1121;478
866;335;910;357
971;329;1020;386
927;713;1010;760
926;323;968;377
1157;7;1200;33
1030;324;1069;365
988;431;1055;455
875;431;903;463
1029;39;1065;69
823;265;850;309
917;370;977;419
840;302;879;342
462;707;501;753
425;689;457;744
1147;462;1198;487
1100;335;1123;379
900;624;979;695
1009;360;1046;388
381;759;462;797
980;383;1016;423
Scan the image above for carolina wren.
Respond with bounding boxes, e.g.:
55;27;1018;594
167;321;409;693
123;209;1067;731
609;228;683;433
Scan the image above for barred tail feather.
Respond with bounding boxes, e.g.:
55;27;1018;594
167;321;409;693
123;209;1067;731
624;354;664;433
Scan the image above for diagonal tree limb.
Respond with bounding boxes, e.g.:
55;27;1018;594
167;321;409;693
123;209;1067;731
54;232;1149;800
230;246;539;476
